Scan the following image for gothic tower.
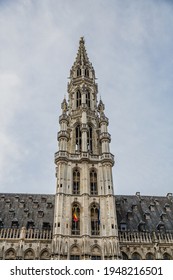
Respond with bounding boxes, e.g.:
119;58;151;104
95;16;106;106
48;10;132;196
52;38;120;260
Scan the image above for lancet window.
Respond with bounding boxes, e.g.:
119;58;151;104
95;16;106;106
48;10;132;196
90;170;97;195
91;204;100;235
77;68;81;77
75;125;82;151
76;90;81;108
85;68;89;77
87;126;92;152
72;169;80;194
86;90;90;108
72;204;80;235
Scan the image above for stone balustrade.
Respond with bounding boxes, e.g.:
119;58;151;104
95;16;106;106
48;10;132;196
119;231;173;244
0;228;52;240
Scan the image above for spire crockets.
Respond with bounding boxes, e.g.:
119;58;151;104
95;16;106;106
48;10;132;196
70;37;95;80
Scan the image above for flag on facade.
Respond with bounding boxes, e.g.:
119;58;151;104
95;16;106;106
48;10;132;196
73;212;78;222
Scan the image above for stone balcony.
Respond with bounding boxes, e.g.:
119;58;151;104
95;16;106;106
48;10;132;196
55;151;114;164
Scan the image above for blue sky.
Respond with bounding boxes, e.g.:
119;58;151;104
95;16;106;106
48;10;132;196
0;0;173;196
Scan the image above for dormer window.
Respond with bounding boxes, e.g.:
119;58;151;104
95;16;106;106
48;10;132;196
132;204;137;211
157;221;165;232
138;221;146;232
127;210;132;220
27;220;35;229
120;222;127;231
160;212;167;221
144;211;150;220
164;203;170;212
149;203;155;211
11;218;19;229
42;222;51;230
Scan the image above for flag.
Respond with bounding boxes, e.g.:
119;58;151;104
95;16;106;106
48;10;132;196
73;212;78;222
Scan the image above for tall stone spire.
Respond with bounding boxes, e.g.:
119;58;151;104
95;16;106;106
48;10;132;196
53;38;120;260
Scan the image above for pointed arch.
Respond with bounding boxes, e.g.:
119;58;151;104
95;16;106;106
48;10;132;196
24;248;35;260
40;249;50;260
90;203;100;235
90;169;98;195
71;203;80;235
5;248;16;260
163;253;171;260
122;252;128;259
70;244;81;260
72;168;80;194
91;245;102;260
131;252;141;260
146;252;155;260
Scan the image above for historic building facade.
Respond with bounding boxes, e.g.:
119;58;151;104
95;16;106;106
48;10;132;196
0;38;173;260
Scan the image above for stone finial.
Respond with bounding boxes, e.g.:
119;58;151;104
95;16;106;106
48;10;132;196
61;97;68;113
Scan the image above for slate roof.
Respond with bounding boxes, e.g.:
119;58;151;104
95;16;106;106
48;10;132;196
0;193;55;230
116;193;173;232
0;192;173;233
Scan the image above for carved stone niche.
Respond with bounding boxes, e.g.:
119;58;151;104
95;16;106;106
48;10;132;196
40;250;50;260
5;249;16;260
24;249;35;260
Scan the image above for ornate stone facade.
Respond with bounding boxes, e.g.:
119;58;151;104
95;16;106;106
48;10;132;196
0;38;172;260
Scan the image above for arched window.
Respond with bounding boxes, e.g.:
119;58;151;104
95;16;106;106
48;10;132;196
40;249;50;260
91;246;101;259
91;204;100;235
5;249;16;260
87;126;92;152
146;252;155;260
73;169;80;194
24;249;35;260
132;252;141;260
76;125;82;151
76;90;81;108
70;245;80;260
163;253;171;260
86;90;90;107
85;68;89;77
90;170;97;195
72;204;80;235
77;68;81;77
122;252;128;260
